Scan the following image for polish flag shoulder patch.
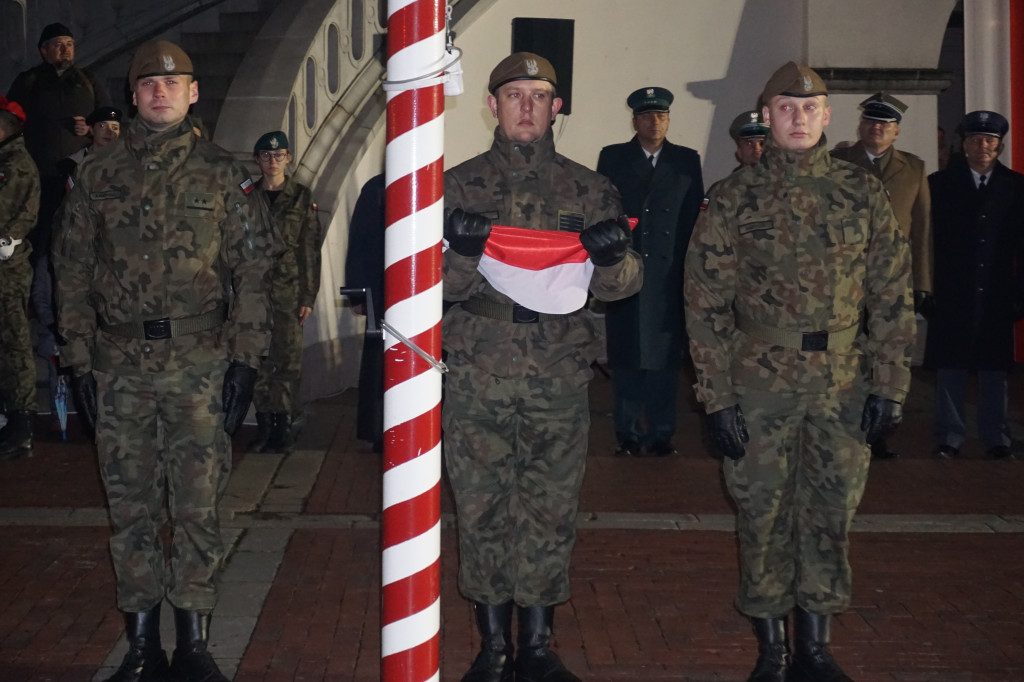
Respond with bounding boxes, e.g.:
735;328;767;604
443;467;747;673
240;177;255;195
66;176;75;192
700;196;710;211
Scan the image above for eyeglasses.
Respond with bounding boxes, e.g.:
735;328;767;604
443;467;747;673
258;151;289;161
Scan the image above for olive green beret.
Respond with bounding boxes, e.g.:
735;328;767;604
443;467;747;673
761;61;828;103
128;40;193;86
488;52;557;95
254;130;290;153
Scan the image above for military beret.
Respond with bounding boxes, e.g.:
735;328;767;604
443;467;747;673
254;130;290;154
627;86;673;114
488;52;557;94
859;92;907;124
0;96;26;124
86;106;122;126
38;23;73;48
761;61;828;103
729;110;769;141
958;110;1009;139
128;40;194;85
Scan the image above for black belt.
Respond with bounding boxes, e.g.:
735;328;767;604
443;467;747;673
101;303;228;340
460;297;569;323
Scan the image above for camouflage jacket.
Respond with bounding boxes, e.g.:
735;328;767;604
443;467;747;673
683;138;915;413
53;116;274;376
260;176;322;309
443;127;643;378
0;134;40;267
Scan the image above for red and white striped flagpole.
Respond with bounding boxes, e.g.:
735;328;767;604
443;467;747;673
381;0;446;679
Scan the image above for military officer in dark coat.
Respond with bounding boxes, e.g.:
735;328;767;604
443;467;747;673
597;86;704;456
926;110;1024;459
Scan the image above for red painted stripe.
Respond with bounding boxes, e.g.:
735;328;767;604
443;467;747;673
383;329;442;381
382;562;441;624
386;0;444;60
1011;0;1024;170
382;407;442;469
384;157;445;225
387;86;444;145
384;251;441;307
381;635;440;679
382;483;441;549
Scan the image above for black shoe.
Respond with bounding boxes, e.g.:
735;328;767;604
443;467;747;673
934;444;959;459
104;604;170;682
514;605;581;682
260;412;293;454
0;411;34;460
247;412;271;452
461;602;514;682
648;441;677;457
870;440;898;459
987;445;1013;460
169;609;229;682
615;440;640;457
747;616;789;682
789;608;853;682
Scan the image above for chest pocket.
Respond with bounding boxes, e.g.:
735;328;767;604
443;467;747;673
169;191;225;248
838;216;868;246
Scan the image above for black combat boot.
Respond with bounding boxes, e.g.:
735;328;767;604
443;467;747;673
103;603;170;682
0;411;34;460
514;605;581;682
261;412;293;453
789;607;854;682
461;601;514;682
169;608;229;682
746;616;789;682
247;412;272;452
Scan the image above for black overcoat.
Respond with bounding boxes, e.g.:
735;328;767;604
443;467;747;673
926;159;1024;371
597;137;703;369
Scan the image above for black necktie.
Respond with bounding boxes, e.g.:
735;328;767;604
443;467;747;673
979;174;987;189
649;154;656;168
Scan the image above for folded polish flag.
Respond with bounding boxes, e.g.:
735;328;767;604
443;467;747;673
474;219;637;315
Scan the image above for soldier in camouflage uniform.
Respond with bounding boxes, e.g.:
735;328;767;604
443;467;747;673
443;52;643;682
52;41;273;682
0;96;40;461
683;63;915;682
248;130;322;454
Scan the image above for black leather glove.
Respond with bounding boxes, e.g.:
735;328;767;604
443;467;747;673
580;215;631;267
71;371;98;437
444;208;492;257
223;362;258;436
860;394;903;445
706;405;749;461
913;291;934;319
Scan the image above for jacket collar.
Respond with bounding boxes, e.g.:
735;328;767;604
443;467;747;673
125;116;195;171
489;127;556;171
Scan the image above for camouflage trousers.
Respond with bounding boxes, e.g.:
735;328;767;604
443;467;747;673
253;304;302;414
0;262;35;411
95;361;230;613
725;384;871;618
443;359;590;606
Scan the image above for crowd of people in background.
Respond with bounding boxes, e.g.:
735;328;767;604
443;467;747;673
1;18;1022;682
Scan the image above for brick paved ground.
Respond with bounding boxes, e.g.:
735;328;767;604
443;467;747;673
1;366;1023;681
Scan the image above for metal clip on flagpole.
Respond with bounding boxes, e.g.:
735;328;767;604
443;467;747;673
340;286;448;375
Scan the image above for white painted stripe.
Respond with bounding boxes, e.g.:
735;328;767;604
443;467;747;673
382;521;440;585
386;0;419;18
381;596;440;657
385;114;445;183
389;31;447;82
383;283;443;352
385;199;443;269
383;370;441;432
383;444;441;510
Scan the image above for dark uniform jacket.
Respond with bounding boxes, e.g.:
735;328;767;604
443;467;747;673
597;137;703;369
7;62;110;177
0;134;40;267
831;141;932;292
926;159;1024;371
262;176;322;311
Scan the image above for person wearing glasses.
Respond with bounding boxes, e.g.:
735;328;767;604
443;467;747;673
249;131;323;453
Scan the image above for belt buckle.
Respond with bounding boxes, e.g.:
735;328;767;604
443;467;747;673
143;318;172;340
512;304;539;323
801;331;828;352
